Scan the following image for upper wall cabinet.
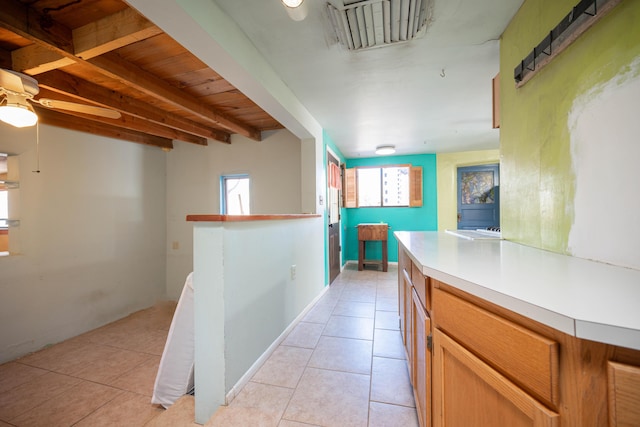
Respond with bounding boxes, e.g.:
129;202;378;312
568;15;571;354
492;73;500;129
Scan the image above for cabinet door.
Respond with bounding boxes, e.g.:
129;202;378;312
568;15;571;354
399;267;409;345
412;289;431;427
432;329;558;427
398;250;411;345
608;361;640;426
403;272;413;373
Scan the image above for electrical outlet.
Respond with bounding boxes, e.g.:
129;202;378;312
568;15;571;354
290;265;297;280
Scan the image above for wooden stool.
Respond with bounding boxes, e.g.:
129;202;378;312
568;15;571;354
357;223;388;272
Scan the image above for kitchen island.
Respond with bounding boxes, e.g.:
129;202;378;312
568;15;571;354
395;231;640;427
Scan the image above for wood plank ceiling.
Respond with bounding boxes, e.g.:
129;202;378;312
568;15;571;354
0;0;283;149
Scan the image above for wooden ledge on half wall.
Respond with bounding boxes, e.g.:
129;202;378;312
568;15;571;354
186;214;321;222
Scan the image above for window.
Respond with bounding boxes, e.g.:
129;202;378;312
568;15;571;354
0;190;7;228
357;166;409;207
221;175;250;215
344;165;422;208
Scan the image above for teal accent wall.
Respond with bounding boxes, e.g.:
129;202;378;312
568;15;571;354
345;154;438;263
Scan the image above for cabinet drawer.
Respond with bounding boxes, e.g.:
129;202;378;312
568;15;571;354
411;261;430;310
433;288;559;407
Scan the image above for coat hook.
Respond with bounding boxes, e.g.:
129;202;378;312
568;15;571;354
440;69;446;78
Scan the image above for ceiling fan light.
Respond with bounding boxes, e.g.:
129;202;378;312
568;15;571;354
282;0;303;6
281;0;308;21
0;103;38;128
375;145;396;155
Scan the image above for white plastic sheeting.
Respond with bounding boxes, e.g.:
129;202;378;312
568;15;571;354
152;272;195;408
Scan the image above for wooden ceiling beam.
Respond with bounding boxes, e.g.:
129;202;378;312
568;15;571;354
72;8;163;60
37;88;206;145
89;53;262;140
36;70;231;144
11;7;161;74
0;3;262;141
12;45;75;75
0;47;11;69
0;0;73;54
36;107;174;150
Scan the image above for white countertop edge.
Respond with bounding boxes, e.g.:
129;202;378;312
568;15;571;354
422;266;577;337
396;232;640;350
575;321;640;351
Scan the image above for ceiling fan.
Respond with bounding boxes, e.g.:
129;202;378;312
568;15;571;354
0;68;121;128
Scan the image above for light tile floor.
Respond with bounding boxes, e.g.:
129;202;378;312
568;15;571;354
0;301;175;426
0;263;418;426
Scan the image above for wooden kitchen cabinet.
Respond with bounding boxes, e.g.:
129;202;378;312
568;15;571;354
398;249;412;347
396;236;640;427
431;285;559;427
430;281;640;426
608;361;640;426
412;289;431;427
399;250;432;427
432;287;558;408
492;73;500;129
432;328;559;427
402;268;413;372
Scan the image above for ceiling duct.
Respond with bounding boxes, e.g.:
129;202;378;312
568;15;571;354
327;0;432;51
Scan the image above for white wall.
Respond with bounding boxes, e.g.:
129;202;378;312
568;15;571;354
568;59;640;270
165;129;303;299
192;216;325;423
128;0;326;217
129;0;330;294
0;124;167;363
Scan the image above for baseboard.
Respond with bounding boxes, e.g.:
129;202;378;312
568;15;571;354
224;284;331;404
344;260;399;266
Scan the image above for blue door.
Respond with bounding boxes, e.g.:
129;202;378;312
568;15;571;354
457;164;500;230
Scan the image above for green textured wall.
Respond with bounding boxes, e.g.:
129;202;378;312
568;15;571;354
500;0;640;253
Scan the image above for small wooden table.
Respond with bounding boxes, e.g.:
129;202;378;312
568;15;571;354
357;223;389;272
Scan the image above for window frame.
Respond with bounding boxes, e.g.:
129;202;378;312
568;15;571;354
220;174;251;215
344;164;422;208
356;165;411;207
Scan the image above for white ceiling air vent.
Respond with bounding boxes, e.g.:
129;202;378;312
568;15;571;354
327;0;432;51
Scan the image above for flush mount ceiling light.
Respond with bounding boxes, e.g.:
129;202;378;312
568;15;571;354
327;0;432;51
281;0;309;21
375;145;396;155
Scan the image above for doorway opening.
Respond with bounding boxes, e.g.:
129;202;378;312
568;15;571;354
327;151;341;284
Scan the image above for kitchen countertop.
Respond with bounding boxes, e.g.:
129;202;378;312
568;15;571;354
395;231;640;351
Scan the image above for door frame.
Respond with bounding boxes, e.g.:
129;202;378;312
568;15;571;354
456;163;500;230
327;148;342;284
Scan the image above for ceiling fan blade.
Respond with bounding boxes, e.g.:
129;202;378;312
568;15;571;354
36;98;122;119
0;68;27;94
